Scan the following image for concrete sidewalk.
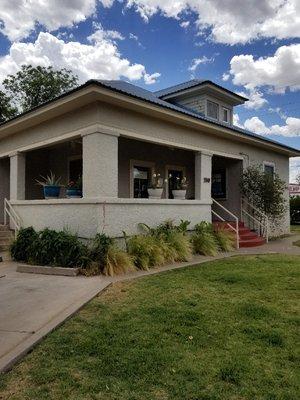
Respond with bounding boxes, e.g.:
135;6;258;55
0;261;109;372
0;234;299;373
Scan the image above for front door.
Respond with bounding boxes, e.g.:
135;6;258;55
133;166;150;198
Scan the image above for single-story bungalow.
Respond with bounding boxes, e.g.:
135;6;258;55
0;79;299;247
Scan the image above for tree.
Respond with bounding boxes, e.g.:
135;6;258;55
240;164;287;221
0;90;17;123
3;65;78;113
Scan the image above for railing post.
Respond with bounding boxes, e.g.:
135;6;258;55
4;199;7;226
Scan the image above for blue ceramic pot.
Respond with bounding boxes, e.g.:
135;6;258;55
43;185;60;199
66;189;82;198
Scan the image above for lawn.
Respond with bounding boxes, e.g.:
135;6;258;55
0;255;299;400
291;224;300;233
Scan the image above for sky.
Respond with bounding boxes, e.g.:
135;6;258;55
0;0;299;181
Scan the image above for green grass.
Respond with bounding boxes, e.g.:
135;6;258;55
0;255;299;400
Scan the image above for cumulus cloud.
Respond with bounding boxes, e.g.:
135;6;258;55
126;0;300;45
240;116;300;138
229;44;300;93
0;31;160;85
237;90;268;110
1;1;299;45
180;21;190;29
0;0;112;41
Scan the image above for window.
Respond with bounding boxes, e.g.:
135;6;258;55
222;107;230;123
212;169;227;199
207;101;219;120
133;166;150;198
264;162;275;178
68;157;82;182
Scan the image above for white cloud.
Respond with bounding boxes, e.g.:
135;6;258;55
125;0;300;45
229;44;300;93
0;31;160;86
290;157;300;183
189;56;214;72
144;72;161;84
0;0;112;41
88;27;125;42
180;21;190;29
222;73;230;81
240;116;300;137
237;90;268;110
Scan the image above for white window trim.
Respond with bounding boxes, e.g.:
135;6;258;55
165;165;186;199
130;159;155;198
263;161;276;174
207;100;219;120
222;107;230;124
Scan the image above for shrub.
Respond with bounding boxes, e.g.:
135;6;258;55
191;222;218;256
89;233;135;276
105;245;135;276
30;228;90;268
10;227;38;262
125;234;166;270
214;226;236;252
290;196;300;224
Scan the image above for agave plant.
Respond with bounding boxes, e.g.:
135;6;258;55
36;171;62;186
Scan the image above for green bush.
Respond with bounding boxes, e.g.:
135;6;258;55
89;233;135;276
11;228;90;268
10;227;38;262
126;234;166;270
30;228;90;268
214;227;236;252
191;222;218;256
290;196;300;224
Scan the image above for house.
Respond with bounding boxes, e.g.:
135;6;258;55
0;79;299;246
289;183;300;197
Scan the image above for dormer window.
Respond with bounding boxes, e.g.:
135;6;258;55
222;107;230;123
207;100;219;120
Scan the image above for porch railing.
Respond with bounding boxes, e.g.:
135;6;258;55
212;198;239;249
4;198;22;237
241;197;269;243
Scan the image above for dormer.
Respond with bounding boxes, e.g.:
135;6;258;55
155;80;248;126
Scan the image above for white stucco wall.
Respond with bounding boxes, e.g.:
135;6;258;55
0;98;291;235
11;199;211;238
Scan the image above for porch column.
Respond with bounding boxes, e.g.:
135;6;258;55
82;130;119;198
195;151;212;200
9;152;26;200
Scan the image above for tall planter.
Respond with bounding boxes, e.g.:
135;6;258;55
148;188;163;199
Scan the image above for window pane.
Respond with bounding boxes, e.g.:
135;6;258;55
133;166;150;198
264;164;274;177
207;101;219;119
212;169;226;198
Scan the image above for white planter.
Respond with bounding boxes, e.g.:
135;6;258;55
172;189;186;200
148;188;163;199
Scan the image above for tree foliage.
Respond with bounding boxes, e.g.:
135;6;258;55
240;164;287;221
3;65;78;113
0;90;17;122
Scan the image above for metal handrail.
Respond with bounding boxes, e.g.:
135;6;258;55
241;197;269;242
212;198;239;249
4;198;22;237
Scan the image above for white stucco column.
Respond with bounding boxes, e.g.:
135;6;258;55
195;151;212;201
82;130;119;198
9;152;26;200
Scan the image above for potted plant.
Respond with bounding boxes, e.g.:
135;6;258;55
147;173;165;199
66;176;82;198
36;171;62;199
172;176;188;200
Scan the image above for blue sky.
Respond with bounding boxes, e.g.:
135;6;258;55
0;0;299;179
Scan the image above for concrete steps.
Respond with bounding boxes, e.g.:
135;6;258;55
0;225;14;251
213;221;266;248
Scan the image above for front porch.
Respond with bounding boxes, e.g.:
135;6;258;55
1;130;244;239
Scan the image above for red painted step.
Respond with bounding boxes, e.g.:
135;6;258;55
212;221;266;248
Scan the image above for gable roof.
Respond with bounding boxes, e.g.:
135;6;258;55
154;79;248;102
0;78;299;157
